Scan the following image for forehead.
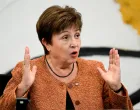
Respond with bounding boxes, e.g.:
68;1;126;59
60;25;80;33
52;25;81;37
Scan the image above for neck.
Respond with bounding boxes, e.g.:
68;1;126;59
46;55;73;70
45;55;75;78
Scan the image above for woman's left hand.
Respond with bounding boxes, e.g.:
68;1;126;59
97;48;122;91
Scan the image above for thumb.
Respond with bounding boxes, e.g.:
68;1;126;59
32;65;37;76
97;67;106;79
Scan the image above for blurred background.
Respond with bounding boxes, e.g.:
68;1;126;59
0;0;140;109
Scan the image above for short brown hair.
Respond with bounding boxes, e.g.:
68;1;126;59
36;5;82;55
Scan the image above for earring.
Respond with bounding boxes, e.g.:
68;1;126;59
48;48;50;51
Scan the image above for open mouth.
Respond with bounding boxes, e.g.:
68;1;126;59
71;52;77;55
70;51;78;57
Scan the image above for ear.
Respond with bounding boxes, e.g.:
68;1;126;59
41;38;51;51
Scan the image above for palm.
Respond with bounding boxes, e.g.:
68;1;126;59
98;48;121;91
22;47;37;88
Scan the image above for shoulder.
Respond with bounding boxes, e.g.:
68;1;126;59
77;57;106;77
77;57;105;84
11;56;44;77
77;57;105;69
30;55;45;66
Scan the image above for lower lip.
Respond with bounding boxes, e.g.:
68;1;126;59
70;53;78;58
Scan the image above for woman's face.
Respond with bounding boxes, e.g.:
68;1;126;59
48;26;81;64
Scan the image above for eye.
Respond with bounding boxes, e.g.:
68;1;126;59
62;35;69;40
75;33;80;39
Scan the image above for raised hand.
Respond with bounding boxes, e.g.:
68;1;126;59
16;47;37;97
97;48;122;91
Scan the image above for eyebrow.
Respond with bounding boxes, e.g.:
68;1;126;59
60;29;80;34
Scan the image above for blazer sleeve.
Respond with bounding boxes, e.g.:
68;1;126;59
98;62;133;109
103;82;133;109
0;62;28;110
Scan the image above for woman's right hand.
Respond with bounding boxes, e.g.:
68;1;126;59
16;47;37;97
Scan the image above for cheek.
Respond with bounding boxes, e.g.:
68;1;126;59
78;40;81;47
54;44;68;53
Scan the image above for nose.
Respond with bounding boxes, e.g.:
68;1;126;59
70;38;78;48
70;44;77;48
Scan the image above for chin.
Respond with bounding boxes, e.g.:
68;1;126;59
70;57;78;63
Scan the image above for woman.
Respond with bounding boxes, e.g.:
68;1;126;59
0;5;133;110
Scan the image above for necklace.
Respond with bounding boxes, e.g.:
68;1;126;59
46;59;74;78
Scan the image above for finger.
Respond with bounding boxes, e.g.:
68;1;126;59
32;65;37;76
114;49;117;65
115;49;118;55
109;48;114;70
109;49;113;64
112;48;116;64
97;67;106;78
24;47;30;72
115;50;120;66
